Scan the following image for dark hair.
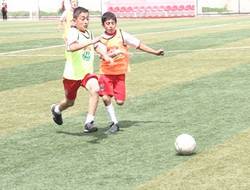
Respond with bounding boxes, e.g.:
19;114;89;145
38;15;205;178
101;11;117;25
73;7;89;19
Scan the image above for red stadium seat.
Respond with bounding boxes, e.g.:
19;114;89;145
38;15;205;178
152;6;159;17
178;5;185;11
165;5;172;11
185;5;191;10
132;6;140;17
177;5;185;16
106;3;195;18
160;5;165;10
185;4;195;16
158;5;166;17
145;6;152;17
171;5;178;11
108;6;114;12
164;5;172;17
153;5;158;10
126;6;134;17
150;6;164;17
119;6;126;17
120;7;126;11
113;7;120;12
166;5;177;17
138;6;145;17
114;7;120;15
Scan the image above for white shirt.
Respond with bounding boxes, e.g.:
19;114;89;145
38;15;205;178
63;27;94;80
121;31;141;48
67;27;93;49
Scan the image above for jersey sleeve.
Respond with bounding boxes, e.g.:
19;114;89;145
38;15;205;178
122;31;141;48
67;27;79;50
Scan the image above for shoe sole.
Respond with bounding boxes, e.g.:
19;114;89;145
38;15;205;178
83;128;98;133
104;127;119;134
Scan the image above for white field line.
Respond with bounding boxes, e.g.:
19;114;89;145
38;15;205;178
0;21;249;56
2;54;63;57
132;46;250;54
136;22;237;37
0;44;64;56
167;46;250;53
2;46;250;57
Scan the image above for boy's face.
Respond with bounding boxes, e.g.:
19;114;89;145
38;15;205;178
103;19;117;35
75;12;89;32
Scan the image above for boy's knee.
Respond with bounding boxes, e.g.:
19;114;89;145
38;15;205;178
86;78;100;92
102;95;111;105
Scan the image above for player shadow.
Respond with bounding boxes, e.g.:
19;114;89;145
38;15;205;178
56;119;170;144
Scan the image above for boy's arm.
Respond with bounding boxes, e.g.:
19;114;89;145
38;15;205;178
95;43;114;63
68;39;113;63
68;37;101;52
122;31;164;56
137;43;164;56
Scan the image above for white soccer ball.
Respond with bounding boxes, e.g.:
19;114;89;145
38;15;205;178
175;134;196;155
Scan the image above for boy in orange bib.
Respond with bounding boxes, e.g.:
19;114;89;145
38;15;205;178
98;12;164;134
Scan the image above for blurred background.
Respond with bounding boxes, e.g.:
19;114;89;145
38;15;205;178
1;0;250;20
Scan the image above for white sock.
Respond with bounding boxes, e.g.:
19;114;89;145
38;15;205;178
54;105;61;114
85;114;94;124
106;103;118;124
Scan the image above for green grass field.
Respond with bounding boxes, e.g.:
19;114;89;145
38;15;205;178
0;15;250;190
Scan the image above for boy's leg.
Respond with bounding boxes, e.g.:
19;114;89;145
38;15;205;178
83;75;99;133
99;75;121;133
104;101;120;134
113;74;126;105
51;79;80;125
51;98;74;125
99;75;118;122
102;94;118;124
106;74;126;133
85;77;99;120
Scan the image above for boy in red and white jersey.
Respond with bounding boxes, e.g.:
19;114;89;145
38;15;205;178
98;12;164;134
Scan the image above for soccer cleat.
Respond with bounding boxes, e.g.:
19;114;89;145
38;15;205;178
105;122;120;134
51;104;63;125
84;121;98;133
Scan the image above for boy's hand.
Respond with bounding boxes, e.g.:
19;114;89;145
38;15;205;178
109;49;125;58
92;37;101;45
102;54;114;64
156;49;164;56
